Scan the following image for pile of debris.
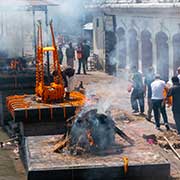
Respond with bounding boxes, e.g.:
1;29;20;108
53;108;134;155
53;109;115;155
158;132;180;149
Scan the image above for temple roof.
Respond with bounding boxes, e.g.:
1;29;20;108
0;0;59;11
88;0;180;9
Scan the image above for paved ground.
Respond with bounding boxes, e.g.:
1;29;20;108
0;70;180;179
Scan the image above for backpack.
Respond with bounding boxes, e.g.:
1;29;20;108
76;47;82;59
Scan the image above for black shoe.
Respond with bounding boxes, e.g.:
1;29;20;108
132;110;139;113
156;127;161;130
139;112;145;116
145;116;151;121
165;124;170;131
76;72;80;75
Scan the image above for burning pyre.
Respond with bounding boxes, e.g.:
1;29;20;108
53;109;116;155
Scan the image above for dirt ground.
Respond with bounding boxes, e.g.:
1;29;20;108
0;70;180;179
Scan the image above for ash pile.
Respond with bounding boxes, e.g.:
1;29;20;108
53;108;133;155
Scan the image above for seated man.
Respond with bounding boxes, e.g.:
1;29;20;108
52;66;75;100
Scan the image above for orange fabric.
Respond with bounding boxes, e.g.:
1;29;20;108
77;52;82;59
163;89;172;106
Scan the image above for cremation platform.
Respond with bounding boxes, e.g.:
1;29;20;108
25;134;170;180
6;92;85;122
6;92;85;136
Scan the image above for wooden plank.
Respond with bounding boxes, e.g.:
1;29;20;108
163;136;180;160
53;136;70;152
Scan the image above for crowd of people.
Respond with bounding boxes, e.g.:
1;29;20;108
129;66;180;135
58;40;90;75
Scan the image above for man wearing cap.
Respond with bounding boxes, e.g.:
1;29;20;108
151;74;170;130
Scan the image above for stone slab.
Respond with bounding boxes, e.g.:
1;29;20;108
25;134;170;180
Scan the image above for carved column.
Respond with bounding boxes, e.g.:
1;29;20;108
152;33;157;73
168;36;174;78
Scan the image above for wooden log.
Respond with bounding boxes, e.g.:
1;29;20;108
163;136;180;160
53;136;70;152
115;126;134;145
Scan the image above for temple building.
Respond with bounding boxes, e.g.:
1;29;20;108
88;0;180;80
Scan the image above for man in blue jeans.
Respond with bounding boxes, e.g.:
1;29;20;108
167;76;180;134
151;74;170;130
130;66;145;115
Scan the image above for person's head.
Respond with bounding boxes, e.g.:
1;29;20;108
52;70;60;84
147;66;154;74
83;39;87;44
131;66;137;73
171;76;180;85
177;67;180;75
58;44;62;49
69;42;72;48
65;66;75;77
155;74;160;80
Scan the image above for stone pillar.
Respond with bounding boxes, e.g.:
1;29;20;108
168;37;174;79
32;10;36;58
126;31;130;70
138;33;142;72
152;34;157;73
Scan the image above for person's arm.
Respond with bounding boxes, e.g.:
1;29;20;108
167;87;174;97
166;87;174;107
162;82;170;106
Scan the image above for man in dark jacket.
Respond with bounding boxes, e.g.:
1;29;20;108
130;66;145;114
167;76;180;134
76;42;86;75
65;42;75;68
82;40;90;71
58;45;63;65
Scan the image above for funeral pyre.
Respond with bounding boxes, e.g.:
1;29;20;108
53;108;133;155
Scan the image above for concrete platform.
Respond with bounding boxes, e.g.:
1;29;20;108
25;134;170;180
6;92;85;123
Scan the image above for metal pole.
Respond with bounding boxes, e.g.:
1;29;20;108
1;12;3;36
21;12;24;57
33;10;36;59
45;6;50;83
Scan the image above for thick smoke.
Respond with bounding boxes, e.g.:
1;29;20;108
0;1;51;59
0;0;93;59
48;0;90;40
0;1;32;58
84;74;130;114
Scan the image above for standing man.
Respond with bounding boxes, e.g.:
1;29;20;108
167;76;180;134
65;42;75;68
82;40;90;71
130;66;145;115
144;67;155;121
151;74;170;130
76;42;86;75
58;45;64;65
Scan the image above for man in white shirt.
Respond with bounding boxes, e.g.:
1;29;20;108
151;74;169;130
